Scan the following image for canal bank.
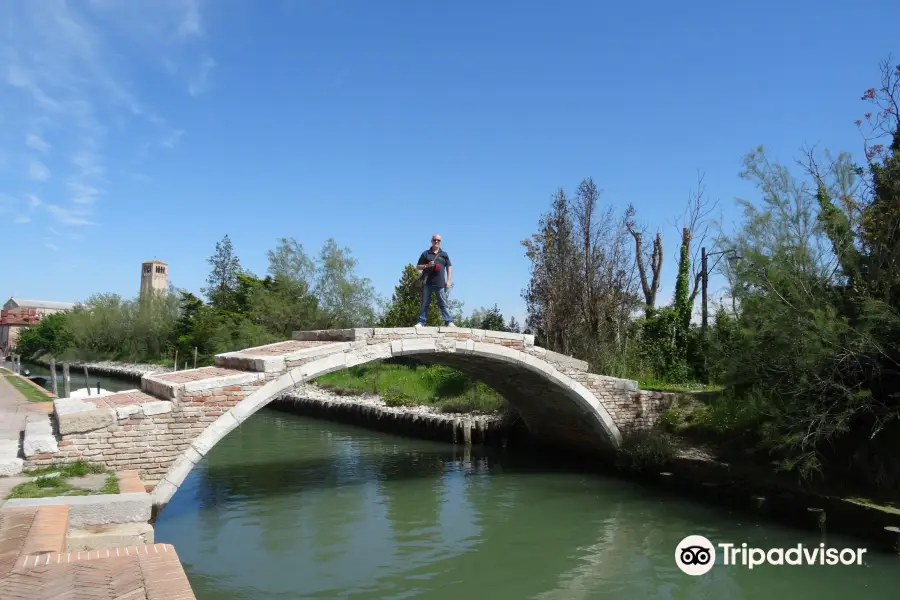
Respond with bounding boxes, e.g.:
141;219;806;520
22;357;173;381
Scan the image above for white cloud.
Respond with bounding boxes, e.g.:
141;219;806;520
1;0;215;245
14;216;31;224
26;134;50;153
46;204;96;227
28;160;50;181
68;181;102;205
45;241;58;252
188;55;217;96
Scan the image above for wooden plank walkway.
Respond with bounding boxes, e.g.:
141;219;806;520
0;505;195;599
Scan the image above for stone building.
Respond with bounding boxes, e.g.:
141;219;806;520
140;260;169;299
0;298;77;354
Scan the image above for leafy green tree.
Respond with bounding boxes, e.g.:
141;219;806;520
13;312;74;359
313;238;378;328
380;265;442;327
202;234;243;312
267;237;316;285
479;304;507;331
245;275;320;338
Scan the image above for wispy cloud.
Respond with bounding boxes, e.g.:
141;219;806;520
26;134;50;153
14;216;31;224
46;204;96;227
28;160;50;181
189;55;217;96
45;241;58;252
1;0;215;237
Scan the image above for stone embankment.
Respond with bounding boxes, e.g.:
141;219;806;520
272;383;521;446
35;359;174;380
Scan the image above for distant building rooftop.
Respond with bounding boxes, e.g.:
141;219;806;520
4;297;77;311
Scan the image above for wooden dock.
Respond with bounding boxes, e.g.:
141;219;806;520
0;505;196;599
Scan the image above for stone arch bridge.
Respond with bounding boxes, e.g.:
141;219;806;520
21;328;676;509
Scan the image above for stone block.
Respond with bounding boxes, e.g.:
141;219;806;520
345;343;392;367
181;371;262;394
470;341;521;364
483;330;527;341
141;401;172;416
3;492;152;527
291;352;347;384
215;352;285;373
150;478;178;505
23;415;58;457
115;405;142;420
56;401;116;435
66;522;154;551
397;338;436;355
0;439;23;476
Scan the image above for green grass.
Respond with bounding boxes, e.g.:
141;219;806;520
313;362;509;414
1;369;54;402
6;461;120;499
637;378;724;393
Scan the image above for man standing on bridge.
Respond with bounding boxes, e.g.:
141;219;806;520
415;233;455;327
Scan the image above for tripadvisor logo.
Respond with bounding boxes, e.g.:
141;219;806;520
675;535;868;575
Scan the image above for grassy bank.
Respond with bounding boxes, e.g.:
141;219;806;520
0;368;54;402
7;461;119;499
313;361;509;414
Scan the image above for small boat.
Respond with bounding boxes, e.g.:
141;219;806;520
27;375;49;386
67;387;114;400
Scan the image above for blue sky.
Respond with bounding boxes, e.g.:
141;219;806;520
2;0;898;327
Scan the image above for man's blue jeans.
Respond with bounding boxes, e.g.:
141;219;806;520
419;284;452;325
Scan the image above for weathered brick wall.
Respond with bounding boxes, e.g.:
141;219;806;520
569;372;677;433
24;379;268;484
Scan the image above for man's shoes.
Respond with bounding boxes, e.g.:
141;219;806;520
414;322;424;328
444;322;455;327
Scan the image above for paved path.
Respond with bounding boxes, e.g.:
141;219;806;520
0;375;52;495
0;375;50;440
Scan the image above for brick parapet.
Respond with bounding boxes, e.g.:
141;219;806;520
25;379;269;482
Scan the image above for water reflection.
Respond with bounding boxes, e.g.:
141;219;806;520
155;410;898;600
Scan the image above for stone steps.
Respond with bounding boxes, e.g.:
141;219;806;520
22;414;57;458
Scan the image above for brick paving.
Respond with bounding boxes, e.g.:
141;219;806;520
240;340;330;355
18;507;67;557
0;507;196;599
116;471;147;494
153;366;244;383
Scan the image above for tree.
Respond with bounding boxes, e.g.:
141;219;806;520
522;188;580;354
479;304;507;331
202;234;243;312
380;265;442;327
267;237;316;285
313;238;377;328
625;205;663;317
507;315;521;333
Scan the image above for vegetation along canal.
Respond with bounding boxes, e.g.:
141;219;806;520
21;367;900;598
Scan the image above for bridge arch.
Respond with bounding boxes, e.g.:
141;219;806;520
151;337;623;508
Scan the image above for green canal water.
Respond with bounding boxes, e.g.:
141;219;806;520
151;410;897;600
